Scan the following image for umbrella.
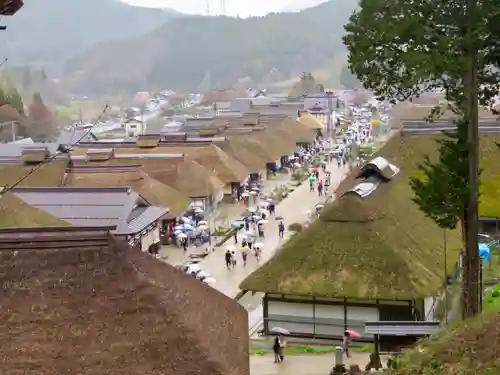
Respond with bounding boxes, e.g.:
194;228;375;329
254;242;264;249
346;329;361;339
186;264;201;273
198;224;209;230
251;187;260;191
315;204;324;208
177;232;188;239
181;216;192;223
241;192;250;198
270;327;290;335
260;201;270;207
293;162;302;168
275;216;284;221
252;215;262;220
232;221;244;228
245;230;257;237
183;224;195;231
198;220;208;226
196;270;211;279
226;245;236;251
258;219;268;224
266;199;277;205
194;208;204;214
173;230;183;235
308;176;316;183
247;207;257;213
249;191;258;196
242;211;254;218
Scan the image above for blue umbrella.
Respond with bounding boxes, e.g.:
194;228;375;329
479;242;491;261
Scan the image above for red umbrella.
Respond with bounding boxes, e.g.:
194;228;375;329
346;329;361;339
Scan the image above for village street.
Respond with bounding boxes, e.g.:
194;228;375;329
164;160;349;300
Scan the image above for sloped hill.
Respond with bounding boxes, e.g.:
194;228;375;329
61;0;357;94
0;0;179;69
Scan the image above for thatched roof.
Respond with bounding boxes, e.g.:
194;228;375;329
0;193;70;228
64;166;190;219
0;160;67;187
72;146;202;156
392;310;500;375
187;144;250;184
240;133;464;300
298;112;325;130
0;227;249;375
149;160;224;198
218;138;268;174
272;118;317;144
249;130;296;161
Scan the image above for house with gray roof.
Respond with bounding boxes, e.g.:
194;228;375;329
4;186;168;252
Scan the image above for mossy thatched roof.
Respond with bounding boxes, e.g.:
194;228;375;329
0;193;71;228
0;161;67;187
393;310;500;375
298;113;325;130
240;133;464;300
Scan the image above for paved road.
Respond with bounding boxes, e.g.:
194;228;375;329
251;353;387;375
192;162;349;298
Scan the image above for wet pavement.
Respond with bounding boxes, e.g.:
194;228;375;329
250;353;385;375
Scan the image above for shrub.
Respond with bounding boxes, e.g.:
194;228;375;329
288;222;303;233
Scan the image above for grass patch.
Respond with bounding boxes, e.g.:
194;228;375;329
483;283;500;313
240;134;463;300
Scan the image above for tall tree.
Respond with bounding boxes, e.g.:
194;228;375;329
343;0;500;317
6;87;25;116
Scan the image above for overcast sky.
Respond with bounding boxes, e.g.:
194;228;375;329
123;0;292;17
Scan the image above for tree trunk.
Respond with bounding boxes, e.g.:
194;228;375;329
463;0;480;318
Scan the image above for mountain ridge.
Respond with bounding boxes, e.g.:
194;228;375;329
1;0;180;70
61;0;357;94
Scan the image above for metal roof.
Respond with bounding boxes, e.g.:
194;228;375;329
128;206;168;233
0;143;59;158
365;321;440;336
7;187;164;235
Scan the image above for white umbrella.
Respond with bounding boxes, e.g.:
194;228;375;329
198;220;208;226
186;264;201;273
252;215;262;221
249;191;258;196
293;162;302;167
196;270;211;279
182;216;192;223
251;187;260;191
270;327;290;335
173;230;183;235
203;277;217;285
198;224;209;230
194;208;204;214
245;230;257;237
241;192;250;198
315;204;324;208
258;219;268;224
177;232;188;239
259;201;270;207
253;242;264;249
226;245;236;251
247;207;256;213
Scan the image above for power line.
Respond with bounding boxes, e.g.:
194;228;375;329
0;104;109;196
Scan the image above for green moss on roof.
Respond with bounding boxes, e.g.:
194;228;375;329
392;310;500;375
0;193;70;228
240;133;464;300
0;160;67;187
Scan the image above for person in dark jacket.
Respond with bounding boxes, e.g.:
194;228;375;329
273;336;281;363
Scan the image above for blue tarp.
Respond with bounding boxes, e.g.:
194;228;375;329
479;242;491;261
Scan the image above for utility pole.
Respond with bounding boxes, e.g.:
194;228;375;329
463;0;480;318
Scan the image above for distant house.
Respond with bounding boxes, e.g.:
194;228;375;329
0;226;250;375
124;118;145;137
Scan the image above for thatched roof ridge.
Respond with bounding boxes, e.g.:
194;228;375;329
0;160;68;187
0;228;249;375
219;138;267;174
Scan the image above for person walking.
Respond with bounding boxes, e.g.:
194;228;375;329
318;180;323;196
273;336;281;363
278;221;285;239
342;331;351;358
225;249;232;270
241;246;248;267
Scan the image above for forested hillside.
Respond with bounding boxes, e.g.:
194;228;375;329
0;0;179;70
61;0;357;94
